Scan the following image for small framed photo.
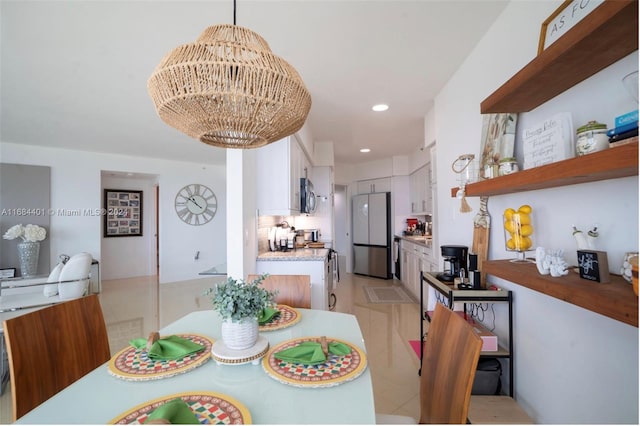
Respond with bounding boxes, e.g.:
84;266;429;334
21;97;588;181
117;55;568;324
0;268;16;279
479;113;518;179
103;189;143;237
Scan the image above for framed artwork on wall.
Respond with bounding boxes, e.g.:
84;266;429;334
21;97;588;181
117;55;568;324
479;113;518;179
103;189;143;237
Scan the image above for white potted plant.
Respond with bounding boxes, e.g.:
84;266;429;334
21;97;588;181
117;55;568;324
205;274;276;350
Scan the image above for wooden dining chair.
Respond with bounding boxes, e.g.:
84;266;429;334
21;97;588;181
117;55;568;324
2;294;110;421
376;303;483;424
248;274;311;308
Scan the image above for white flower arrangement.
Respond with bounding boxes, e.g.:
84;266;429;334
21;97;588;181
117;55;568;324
3;224;47;242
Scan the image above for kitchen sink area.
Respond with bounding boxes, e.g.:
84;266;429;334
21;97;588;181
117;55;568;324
403;235;432;245
256;248;334;311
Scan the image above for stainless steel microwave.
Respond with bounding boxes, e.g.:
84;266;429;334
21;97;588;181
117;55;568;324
300;177;317;214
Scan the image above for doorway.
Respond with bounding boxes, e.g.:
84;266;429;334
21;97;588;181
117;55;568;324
100;171;159;280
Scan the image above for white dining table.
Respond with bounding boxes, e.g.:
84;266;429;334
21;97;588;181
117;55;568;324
15;308;376;424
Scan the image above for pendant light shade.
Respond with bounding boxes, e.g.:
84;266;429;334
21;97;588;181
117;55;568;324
148;24;311;149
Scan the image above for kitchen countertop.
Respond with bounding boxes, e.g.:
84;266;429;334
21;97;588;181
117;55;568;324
396;234;433;248
257;248;329;261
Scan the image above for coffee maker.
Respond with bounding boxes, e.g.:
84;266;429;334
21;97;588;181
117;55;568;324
436;245;468;282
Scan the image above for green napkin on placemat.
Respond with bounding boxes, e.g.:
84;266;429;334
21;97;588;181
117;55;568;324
259;307;280;325
144;398;200;424
274;341;351;364
130;335;205;360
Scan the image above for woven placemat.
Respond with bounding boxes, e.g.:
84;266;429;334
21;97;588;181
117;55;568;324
107;334;213;381
259;305;301;331
109;390;251;424
262;336;367;388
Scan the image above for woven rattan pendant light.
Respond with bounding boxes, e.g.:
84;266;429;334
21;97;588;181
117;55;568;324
147;2;311;149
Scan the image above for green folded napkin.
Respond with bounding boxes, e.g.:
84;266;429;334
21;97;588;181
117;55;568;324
144;398;200;424
259;307;280;325
130;335;205;361
273;340;352;364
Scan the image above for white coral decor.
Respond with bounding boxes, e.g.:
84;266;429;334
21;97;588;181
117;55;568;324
3;224;47;242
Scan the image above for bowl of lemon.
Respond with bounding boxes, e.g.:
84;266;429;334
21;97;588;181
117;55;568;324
503;205;535;263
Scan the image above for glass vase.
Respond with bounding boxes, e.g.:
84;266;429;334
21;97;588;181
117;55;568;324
17;241;40;277
503;212;534;263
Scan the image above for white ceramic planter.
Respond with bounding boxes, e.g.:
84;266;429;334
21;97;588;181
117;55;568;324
221;317;259;350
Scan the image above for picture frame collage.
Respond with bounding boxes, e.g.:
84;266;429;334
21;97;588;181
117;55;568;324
103;189;143;237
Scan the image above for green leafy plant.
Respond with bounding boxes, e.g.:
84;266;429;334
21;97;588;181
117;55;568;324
204;274;277;322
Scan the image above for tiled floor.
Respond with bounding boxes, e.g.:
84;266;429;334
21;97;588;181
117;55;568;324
1;273;422;423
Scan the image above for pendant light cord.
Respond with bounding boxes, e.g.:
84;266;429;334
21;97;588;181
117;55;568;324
233;0;237;25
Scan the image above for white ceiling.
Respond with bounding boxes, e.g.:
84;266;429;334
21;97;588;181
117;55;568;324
0;0;509;166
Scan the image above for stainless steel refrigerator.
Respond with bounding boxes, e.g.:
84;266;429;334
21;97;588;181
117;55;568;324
352;192;391;279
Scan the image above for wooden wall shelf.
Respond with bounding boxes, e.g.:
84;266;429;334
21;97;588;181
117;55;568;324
481;0;638;113
453;0;640;329
484;260;638;327
450;141;638;198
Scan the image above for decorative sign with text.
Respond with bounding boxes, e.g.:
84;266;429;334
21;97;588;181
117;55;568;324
538;0;605;54
522;112;574;170
577;250;610;283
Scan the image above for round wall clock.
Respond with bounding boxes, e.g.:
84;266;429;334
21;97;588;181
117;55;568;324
175;184;217;226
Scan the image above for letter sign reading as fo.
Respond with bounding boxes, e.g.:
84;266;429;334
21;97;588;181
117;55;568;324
538;0;604;54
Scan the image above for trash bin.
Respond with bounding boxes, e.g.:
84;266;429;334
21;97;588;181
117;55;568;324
472;358;502;395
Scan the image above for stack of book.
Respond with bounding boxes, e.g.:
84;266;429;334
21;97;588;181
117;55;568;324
608;110;638;147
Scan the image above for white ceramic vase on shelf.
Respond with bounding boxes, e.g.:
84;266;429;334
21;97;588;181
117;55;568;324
17;241;40;277
221;317;259;350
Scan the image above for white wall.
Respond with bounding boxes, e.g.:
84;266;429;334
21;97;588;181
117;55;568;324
334;184;348;256
433;1;638;423
334;160;357;185
226;149;257;280
392;175;410;239
0;142;227;285
295;123;315;163
314;141;335;167
424;105;436;147
352;157;394;180
407;145;430;175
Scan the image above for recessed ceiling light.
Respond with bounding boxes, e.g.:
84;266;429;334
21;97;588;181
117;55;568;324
372;104;389;112
360;148;371;153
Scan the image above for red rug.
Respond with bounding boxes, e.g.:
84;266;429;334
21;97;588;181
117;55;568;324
409;340;422;358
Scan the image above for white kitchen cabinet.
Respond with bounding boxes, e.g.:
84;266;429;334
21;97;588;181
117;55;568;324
400;239;434;311
409;165;431;214
407;248;420;299
401;240;421;301
356;177;391;194
256;135;308;216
